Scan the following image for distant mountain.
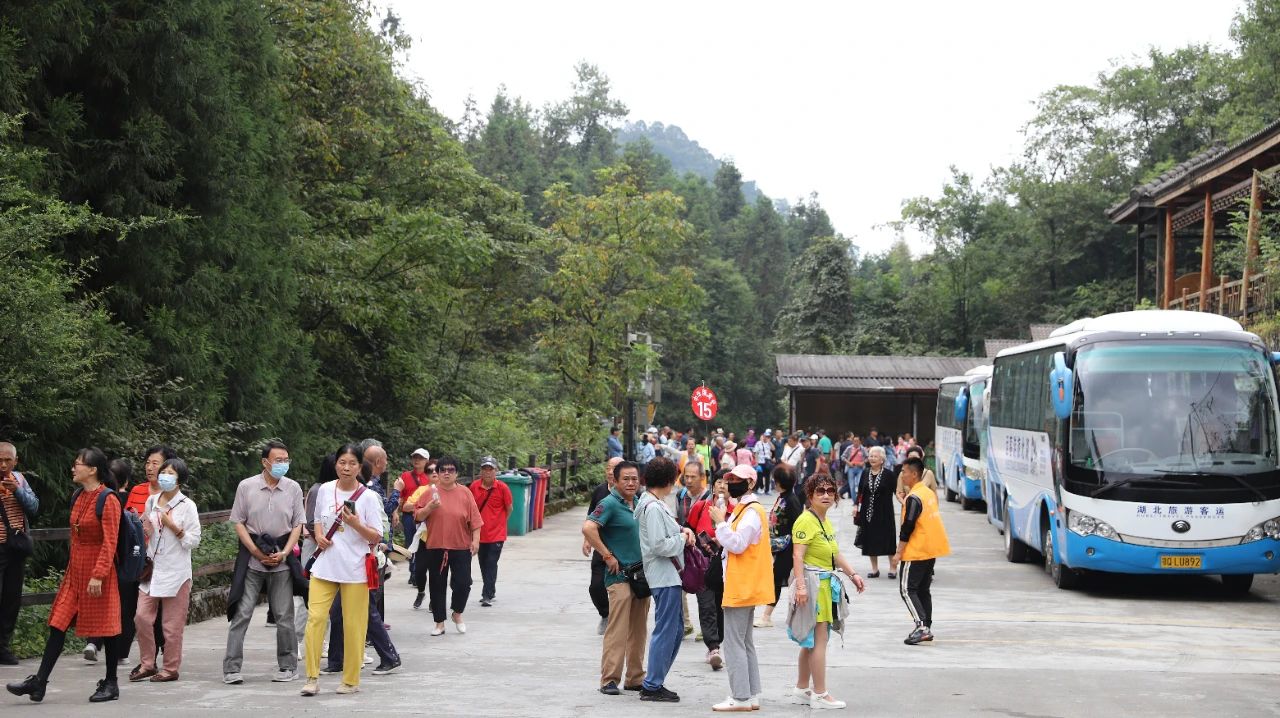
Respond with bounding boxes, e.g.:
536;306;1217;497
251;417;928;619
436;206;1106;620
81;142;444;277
618;121;776;208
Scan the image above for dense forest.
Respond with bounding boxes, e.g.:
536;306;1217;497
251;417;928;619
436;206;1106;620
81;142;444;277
2;0;1279;517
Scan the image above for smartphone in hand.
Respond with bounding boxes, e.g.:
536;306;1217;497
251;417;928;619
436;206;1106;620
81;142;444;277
343;499;357;514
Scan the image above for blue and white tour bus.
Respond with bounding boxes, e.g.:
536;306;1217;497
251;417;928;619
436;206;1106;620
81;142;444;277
936;365;992;511
988;310;1280;592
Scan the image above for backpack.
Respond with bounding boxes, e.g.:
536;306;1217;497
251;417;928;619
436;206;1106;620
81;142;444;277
72;488;148;582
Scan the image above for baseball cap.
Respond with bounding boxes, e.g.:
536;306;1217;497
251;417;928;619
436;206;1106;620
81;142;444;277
410;448;430;460
728;464;756;481
479;455;499;469
809;434;819;441
763;429;772;437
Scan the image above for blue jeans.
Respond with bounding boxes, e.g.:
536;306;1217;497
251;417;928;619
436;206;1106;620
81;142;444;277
843;466;863;498
643;586;684;691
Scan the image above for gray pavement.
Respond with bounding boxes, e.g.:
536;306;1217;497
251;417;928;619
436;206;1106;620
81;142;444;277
3;494;1280;716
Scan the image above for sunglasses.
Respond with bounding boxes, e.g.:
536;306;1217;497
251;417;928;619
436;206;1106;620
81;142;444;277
812;487;837;496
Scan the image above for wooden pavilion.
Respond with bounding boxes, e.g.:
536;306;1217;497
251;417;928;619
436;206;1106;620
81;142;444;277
1108;118;1280;318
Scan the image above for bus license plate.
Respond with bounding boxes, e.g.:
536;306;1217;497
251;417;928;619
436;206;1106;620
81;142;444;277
1160;555;1202;569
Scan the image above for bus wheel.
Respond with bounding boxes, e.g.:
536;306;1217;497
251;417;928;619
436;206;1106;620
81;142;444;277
960;495;977;511
945;483;958;503
1221;574;1254;596
1004;497;1030;563
1043;524;1079;590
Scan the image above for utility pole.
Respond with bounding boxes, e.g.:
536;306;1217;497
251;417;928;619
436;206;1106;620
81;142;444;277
625;329;663;462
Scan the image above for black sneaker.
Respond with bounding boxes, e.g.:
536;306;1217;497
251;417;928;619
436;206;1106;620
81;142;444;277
623;684;643;691
479;598;492;607
599;681;621;696
639;687;679;702
904;626;930;645
372;658;401;675
322;664;342;673
412;591;424;610
0;649;18;666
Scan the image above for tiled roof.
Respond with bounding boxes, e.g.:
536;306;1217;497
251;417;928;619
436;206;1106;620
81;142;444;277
984;339;1022;358
1108;117;1280;221
775;354;988;391
1029;324;1059;341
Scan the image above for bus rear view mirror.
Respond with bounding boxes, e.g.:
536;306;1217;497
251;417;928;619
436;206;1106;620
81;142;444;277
954;389;969;424
1049;352;1074;420
1272;352;1280;365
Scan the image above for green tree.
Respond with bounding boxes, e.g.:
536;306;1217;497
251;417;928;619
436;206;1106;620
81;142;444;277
772;236;857;354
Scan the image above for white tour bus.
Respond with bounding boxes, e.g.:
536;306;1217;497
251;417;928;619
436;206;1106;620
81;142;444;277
936;365;992;511
989;310;1280;592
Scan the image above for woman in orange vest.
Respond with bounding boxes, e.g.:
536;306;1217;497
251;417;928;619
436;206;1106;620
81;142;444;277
893;457;951;645
707;464;772;712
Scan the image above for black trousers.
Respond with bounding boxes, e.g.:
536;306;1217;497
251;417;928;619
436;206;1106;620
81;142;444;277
477;541;503;601
770;548;793;605
899;558;935;628
424;548;472;623
589;551;609;618
41;626;121;682
0;545;27;653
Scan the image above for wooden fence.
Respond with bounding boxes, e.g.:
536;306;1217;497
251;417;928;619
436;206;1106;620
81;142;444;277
19;452;596;607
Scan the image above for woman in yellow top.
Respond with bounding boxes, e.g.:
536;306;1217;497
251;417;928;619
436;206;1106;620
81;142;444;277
789;474;865;710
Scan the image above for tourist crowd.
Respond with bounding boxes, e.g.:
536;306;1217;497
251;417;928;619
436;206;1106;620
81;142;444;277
0;439;514;702
0;420;947;710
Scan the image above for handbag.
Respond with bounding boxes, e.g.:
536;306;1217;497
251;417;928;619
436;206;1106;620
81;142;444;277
621;561;651;599
0;504;33;558
304;485;367;578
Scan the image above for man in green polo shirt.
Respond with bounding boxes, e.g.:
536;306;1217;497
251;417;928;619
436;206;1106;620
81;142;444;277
582;461;648;696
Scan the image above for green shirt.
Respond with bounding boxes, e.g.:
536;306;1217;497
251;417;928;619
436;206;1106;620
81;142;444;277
588;488;642;586
792;510;839;570
818;436;833;456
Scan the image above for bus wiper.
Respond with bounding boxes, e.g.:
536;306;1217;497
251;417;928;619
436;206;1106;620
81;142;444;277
1092;474;1200;498
1152;469;1269;502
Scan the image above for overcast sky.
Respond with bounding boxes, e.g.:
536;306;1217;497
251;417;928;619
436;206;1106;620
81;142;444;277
380;1;1241;255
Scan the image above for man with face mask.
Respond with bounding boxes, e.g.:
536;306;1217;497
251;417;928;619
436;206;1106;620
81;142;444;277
223;441;305;686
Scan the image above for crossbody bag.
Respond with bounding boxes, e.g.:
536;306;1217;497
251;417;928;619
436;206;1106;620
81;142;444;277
303;485;367;579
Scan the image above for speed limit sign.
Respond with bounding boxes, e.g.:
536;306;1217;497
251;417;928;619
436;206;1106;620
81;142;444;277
691;386;718;421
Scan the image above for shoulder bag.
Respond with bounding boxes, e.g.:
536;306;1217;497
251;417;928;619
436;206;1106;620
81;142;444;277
0;501;32;558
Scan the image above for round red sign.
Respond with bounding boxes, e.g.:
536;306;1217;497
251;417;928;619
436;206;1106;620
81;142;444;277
691;386;718;421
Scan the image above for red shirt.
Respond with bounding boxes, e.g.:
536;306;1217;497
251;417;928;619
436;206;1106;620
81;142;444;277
470;479;513;543
399;470;430;510
687;497;736;538
125;483;153;514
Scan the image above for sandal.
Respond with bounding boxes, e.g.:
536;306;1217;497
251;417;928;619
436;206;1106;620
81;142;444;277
150;670;179;682
753;617;774;628
867;571;881;579
887;572;897;579
129;665;157;682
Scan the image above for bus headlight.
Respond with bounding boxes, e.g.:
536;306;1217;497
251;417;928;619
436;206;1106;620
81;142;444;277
1242;518;1280;543
1068;511;1118;540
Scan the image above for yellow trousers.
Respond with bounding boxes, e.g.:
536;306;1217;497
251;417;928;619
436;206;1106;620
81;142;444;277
304;577;369;687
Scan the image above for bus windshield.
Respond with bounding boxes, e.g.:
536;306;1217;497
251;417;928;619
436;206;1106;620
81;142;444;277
1069;341;1279;476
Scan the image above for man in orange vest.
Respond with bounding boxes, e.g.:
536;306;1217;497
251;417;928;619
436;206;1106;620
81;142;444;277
893;457;951;646
708;463;773;712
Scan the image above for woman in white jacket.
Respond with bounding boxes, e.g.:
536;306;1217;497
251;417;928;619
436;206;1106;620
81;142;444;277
131;458;202;683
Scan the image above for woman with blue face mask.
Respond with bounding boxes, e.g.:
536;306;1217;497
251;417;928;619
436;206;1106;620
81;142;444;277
130;458;201;683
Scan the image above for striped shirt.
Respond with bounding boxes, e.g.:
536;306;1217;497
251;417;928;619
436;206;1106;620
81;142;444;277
0;472;33;543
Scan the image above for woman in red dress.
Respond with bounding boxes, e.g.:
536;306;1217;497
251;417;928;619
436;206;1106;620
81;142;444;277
6;448;123;703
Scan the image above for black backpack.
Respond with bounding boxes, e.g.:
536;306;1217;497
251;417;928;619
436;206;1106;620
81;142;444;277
72;488;149;582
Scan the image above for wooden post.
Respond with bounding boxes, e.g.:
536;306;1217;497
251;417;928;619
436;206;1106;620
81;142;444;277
570;449;579;486
1199;191;1214;311
559;451;567;489
1135;222;1145;304
528;453;537;469
507;455;516;470
1242;171;1263;318
1219;274;1228;315
1162;209;1174;309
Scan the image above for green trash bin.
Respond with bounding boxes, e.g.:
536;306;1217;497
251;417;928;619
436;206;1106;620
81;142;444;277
502;472;533;537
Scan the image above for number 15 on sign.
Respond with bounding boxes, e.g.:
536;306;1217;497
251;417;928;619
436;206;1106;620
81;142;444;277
691;386;718;421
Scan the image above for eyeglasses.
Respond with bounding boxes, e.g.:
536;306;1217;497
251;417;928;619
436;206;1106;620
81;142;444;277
426;467;438;474
812;487;837;496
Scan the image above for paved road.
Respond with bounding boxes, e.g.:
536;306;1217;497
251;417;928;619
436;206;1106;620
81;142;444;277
3;494;1279;716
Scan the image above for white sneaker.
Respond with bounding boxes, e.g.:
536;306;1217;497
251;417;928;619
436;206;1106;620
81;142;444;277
362;653;372;665
711;696;754;712
83;643;98;662
272;669;298;682
750;695;760;710
223;672;244;685
335;683;360;695
811;692;847;710
790;686;812;705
